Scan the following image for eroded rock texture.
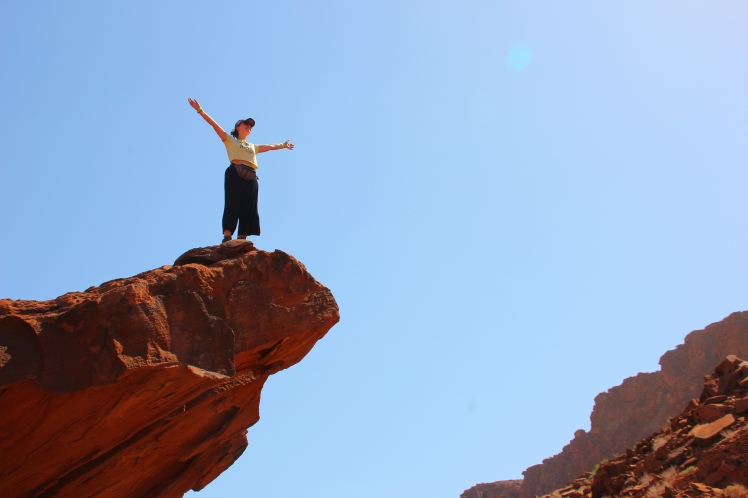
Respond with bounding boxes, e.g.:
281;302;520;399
0;241;339;498
462;311;748;498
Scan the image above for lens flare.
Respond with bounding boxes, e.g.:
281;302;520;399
506;44;532;72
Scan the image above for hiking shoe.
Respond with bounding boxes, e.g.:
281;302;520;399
222;235;232;243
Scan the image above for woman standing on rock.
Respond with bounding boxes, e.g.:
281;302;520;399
188;98;294;243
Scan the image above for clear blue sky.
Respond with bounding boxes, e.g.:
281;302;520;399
1;2;747;497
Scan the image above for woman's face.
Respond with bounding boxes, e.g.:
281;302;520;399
237;122;253;139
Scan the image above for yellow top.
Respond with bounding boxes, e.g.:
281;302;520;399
223;135;258;169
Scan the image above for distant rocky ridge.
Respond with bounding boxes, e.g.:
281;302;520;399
0;241;339;497
462;480;523;498
542;354;748;497
462;311;748;498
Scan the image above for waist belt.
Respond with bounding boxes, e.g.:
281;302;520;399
232;163;257;180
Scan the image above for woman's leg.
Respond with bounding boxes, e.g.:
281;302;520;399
237;178;261;237
222;166;241;238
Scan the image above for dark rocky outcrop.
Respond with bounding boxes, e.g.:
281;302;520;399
463;311;748;498
0;241;339;498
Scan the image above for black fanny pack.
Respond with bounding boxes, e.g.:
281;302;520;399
232;163;257;180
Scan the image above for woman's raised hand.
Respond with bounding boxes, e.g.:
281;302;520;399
188;98;202;111
283;140;295;150
188;98;227;140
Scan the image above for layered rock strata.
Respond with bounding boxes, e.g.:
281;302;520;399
543;355;748;497
462;311;748;498
0;241;339;498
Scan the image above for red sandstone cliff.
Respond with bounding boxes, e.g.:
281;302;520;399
462;311;748;498
0;241;339;498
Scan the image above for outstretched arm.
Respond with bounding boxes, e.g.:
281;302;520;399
188;98;228;142
257;140;295;153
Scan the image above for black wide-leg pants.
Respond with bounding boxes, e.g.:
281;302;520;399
222;165;260;236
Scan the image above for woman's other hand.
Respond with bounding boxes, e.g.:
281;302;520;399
188;98;202;111
283;140;295;150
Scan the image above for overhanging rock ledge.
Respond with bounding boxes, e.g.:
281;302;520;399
0;240;340;498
